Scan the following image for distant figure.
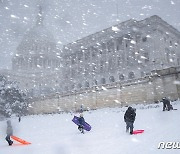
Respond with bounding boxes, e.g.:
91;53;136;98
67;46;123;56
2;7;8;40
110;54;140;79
80;104;84;113
124;107;136;135
18;115;21;122
78;113;85;134
162;97;173;111
5;120;13;146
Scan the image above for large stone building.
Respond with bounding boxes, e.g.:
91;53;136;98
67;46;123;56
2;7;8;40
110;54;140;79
61;15;180;94
1;8;180;113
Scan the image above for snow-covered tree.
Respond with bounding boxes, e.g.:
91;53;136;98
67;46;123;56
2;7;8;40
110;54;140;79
0;75;28;117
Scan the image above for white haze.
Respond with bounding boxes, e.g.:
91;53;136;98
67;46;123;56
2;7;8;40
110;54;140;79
0;0;180;69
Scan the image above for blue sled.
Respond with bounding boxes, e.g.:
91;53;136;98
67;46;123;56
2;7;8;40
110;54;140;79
72;116;91;131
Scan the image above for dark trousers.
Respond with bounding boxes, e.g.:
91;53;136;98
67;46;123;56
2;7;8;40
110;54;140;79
5;135;13;145
163;103;172;111
163;103;168;111
126;121;134;134
78;125;84;133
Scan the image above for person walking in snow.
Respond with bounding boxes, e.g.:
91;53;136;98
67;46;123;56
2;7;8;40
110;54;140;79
124;107;136;135
18;115;21;122
78;113;85;134
5;120;13;146
162;97;173;111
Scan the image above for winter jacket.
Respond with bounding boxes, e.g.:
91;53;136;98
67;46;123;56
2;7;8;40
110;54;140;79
124;107;136;123
78;117;85;125
6;122;13;136
162;98;171;107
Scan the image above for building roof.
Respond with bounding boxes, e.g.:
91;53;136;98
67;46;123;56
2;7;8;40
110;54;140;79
63;15;180;55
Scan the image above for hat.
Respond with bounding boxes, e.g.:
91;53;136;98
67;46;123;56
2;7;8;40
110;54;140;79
128;106;132;110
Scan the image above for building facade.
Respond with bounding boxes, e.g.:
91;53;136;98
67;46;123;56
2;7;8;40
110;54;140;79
1;12;180;113
61;15;180;94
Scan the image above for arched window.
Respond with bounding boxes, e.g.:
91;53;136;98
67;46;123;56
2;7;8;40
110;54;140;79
109;76;115;82
101;78;106;84
128;72;135;79
78;83;82;89
119;74;125;81
93;80;98;85
71;84;75;90
142;37;147;42
107;40;114;53
85;81;90;88
91;47;97;57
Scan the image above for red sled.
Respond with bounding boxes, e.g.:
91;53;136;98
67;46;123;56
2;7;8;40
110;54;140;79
133;130;144;135
11;136;31;145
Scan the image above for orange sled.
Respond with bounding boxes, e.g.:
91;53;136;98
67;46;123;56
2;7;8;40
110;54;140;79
11;136;31;145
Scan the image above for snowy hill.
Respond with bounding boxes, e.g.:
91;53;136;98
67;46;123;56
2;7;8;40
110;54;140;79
0;101;180;154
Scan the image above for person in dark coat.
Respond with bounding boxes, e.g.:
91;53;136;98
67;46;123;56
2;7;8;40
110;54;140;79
5;120;13;146
124;107;136;135
162;97;173;111
18;115;21;122
78;113;85;134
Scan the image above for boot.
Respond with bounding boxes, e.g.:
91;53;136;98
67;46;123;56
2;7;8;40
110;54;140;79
81;129;84;134
9;140;13;146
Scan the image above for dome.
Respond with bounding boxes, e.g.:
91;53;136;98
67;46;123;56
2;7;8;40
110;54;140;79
24;26;55;43
16;6;57;56
16;25;57;56
12;6;61;72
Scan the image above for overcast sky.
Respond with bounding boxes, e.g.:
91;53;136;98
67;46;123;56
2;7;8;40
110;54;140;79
0;0;180;69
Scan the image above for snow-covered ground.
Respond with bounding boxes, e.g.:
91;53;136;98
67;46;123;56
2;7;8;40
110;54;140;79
0;101;180;154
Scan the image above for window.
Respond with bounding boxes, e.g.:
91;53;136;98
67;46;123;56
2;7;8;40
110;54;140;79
78;51;83;61
108;58;112;70
119;74;125;80
100;60;104;73
128;72;135;79
144;52;149;63
71;84;75;90
170;40;172;46
101;78;106;84
142;37;147;42
92;65;96;73
99;50;103;55
109;76;115;82
117;56;122;66
85;81;90;88
78;67;83;74
165;48;170;62
71;54;76;64
91;47;97;57
101;43;106;51
107;40;114;53
85;50;90;60
78;83;82;89
93;80;98;85
84;65;89;76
